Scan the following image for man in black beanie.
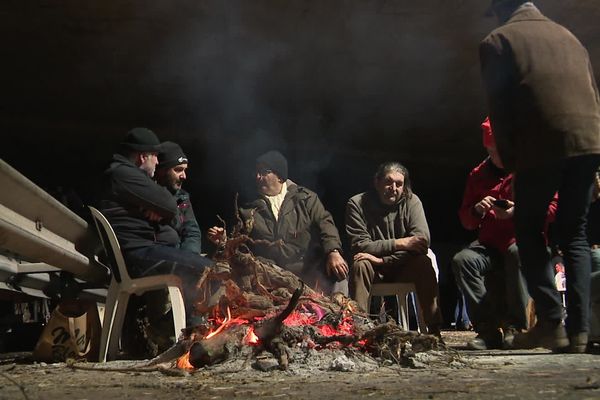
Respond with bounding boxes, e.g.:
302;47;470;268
208;150;349;295
155;141;202;255
99;128;213;332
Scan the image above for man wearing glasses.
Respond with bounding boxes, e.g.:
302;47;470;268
208;150;348;294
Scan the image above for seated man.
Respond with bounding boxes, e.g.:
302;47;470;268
345;161;443;335
452;117;556;350
99;128;212;326
155;141;202;255
208;150;348;294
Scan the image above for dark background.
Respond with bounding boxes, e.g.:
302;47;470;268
2;0;599;263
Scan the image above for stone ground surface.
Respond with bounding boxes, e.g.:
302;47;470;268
1;330;600;400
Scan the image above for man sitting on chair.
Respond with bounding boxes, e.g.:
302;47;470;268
345;161;443;336
99;127;212;326
155;141;203;255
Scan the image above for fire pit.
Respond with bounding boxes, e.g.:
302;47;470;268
151;209;445;372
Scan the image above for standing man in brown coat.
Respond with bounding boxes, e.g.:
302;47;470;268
481;0;600;352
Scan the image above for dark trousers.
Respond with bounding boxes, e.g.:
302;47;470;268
125;245;213;320
452;242;529;331
515;154;600;334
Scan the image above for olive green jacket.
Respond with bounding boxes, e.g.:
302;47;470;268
345;190;430;266
240;181;342;274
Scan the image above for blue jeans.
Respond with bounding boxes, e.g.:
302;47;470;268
124;245;213;321
515;154;600;334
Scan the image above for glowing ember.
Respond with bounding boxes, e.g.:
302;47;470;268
283;310;319;326
244;327;259;345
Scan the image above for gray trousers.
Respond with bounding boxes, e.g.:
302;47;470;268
451;241;530;332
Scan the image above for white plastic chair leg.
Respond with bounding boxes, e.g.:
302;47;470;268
99;280;119;362
396;294;410;331
167;286;186;338
106;291;130;361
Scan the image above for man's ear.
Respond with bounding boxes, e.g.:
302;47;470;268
135;152;146;166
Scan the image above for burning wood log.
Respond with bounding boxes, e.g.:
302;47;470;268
188;324;248;368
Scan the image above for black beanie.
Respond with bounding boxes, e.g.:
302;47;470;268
256;150;288;181
157;141;188;170
120;127;162;152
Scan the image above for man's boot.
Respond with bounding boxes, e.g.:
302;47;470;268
512;320;569;350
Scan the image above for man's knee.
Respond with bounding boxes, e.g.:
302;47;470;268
352;259;373;280
451;248;480;275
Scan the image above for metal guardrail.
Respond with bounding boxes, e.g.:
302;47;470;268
0;158;110;298
0;254;107;302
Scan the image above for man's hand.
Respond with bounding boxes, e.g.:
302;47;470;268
353;252;383;266
142;208;163;223
492;199;515;220
473;195;496;217
207;226;227;244
394;235;428;254
326;251;349;281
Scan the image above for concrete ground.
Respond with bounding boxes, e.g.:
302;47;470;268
1;330;599;400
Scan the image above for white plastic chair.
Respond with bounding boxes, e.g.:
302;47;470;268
88;206;186;362
367;282;426;332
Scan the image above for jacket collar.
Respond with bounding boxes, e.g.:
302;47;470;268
505;3;548;25
367;189;406;213
248;180;302;213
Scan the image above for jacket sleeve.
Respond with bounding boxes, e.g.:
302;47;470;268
458;170;484;230
380;195;431;265
111;165;177;219
178;197;203;255
307;192;343;254
345;196;396;257
589;57;600;104
480;37;517;172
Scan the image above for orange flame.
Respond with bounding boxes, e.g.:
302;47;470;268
176;351;194;370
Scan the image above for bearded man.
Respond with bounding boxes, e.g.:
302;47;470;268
345;161;443;336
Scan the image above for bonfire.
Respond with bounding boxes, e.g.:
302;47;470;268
151;201;444;371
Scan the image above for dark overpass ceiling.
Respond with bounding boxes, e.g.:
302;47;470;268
1;0;599;241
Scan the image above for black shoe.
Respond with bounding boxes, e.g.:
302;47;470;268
467;329;503;350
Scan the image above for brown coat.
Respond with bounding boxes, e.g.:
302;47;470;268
480;5;600;172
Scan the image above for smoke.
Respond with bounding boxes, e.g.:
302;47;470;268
113;0;499;240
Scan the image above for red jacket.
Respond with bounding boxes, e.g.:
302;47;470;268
459;158;557;253
459;158;507;231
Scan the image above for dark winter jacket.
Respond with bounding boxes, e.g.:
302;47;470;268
240;181;342;274
172;189;202;255
99;154;179;251
480;4;600;172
